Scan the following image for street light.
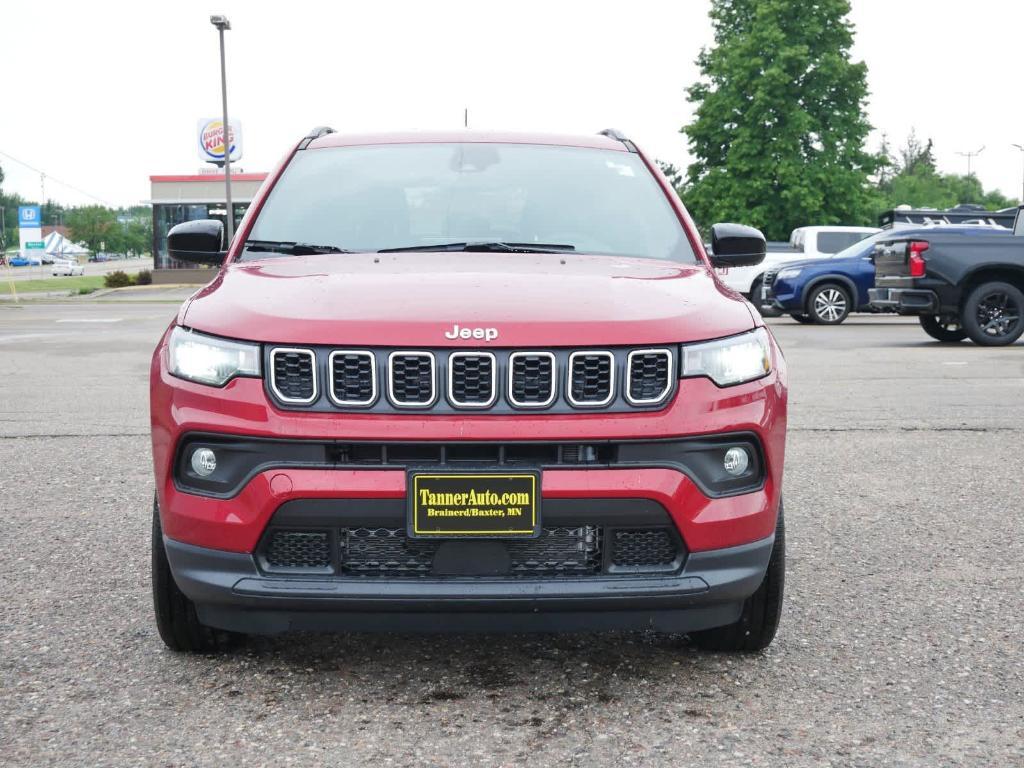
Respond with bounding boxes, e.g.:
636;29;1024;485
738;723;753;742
210;14;234;244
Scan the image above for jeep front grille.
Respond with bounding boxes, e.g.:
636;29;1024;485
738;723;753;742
329;351;376;406
626;349;672;405
508;352;556;407
567;351;615;407
263;346;677;413
448;352;496;407
388;352;436;407
269;348;317;404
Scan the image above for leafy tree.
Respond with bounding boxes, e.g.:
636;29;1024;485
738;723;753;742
67;205;118;254
682;0;880;240
877;133;1019;211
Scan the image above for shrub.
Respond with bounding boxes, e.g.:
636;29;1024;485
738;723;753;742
135;269;152;285
104;270;132;288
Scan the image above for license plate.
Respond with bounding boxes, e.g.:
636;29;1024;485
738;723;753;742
408;471;540;538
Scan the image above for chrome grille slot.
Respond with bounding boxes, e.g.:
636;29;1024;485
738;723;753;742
328;350;376;406
448;352;497;408
508;352;556;407
567;351;614;407
626;349;672;405
388;351;436;407
270;348;317;404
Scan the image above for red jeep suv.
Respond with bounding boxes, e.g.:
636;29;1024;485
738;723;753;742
151;128;787;653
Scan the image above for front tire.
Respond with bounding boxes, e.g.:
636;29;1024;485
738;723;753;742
689;503;785;653
152;497;239;653
961;281;1024;346
919;314;967;343
807;284;851;325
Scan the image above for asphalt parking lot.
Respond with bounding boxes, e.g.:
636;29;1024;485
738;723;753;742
0;303;1021;767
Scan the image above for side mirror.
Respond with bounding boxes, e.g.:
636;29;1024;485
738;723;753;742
709;223;767;268
167;219;226;266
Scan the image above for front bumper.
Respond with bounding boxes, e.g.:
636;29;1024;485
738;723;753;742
166;532;774;634
868;287;938;313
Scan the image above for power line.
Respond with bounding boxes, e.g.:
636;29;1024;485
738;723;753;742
0;149;114;207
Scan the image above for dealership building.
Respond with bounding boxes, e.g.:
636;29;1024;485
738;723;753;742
149;172;266;282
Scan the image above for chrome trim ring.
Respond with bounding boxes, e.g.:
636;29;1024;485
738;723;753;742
507;351;557;409
625;348;674;406
387;351;437;408
327;350;378;407
447;351;498;409
566;350;615;408
269;347;318;405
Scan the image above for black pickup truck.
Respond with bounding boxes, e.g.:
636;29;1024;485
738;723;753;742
869;206;1024;345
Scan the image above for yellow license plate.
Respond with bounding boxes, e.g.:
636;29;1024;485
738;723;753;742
408;471;540;538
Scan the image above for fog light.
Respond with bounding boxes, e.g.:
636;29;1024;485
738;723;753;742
723;447;749;477
191;447;217;477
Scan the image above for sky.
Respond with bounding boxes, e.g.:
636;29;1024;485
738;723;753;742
1;0;1023;210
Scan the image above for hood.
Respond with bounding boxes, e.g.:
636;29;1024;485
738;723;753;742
181;252;755;347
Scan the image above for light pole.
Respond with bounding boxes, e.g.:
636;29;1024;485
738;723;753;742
210;14;234;244
955;146;985;178
1012;144;1024;204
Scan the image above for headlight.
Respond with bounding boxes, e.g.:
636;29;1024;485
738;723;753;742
168;326;260;386
681;327;772;387
775;267;801;280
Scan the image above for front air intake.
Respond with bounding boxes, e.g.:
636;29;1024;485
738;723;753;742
567;351;614;407
269;348;317;404
388;351;436;407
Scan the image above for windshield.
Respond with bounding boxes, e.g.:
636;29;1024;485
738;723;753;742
245;143;696;262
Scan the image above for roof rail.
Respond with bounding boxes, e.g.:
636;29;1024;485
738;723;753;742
598;128;637;152
298;126;337;149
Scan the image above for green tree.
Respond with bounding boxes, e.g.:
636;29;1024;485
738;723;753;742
877;133;1019;211
67;205;118;254
683;0;880;240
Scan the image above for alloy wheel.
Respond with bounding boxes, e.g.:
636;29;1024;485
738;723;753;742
976;289;1022;339
812;288;848;323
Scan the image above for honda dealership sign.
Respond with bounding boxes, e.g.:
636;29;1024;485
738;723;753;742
18;205;43;259
197;118;243;164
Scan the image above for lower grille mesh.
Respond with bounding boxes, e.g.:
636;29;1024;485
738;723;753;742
610;529;679;568
338;526;601;577
265;530;331;569
259;523;682;577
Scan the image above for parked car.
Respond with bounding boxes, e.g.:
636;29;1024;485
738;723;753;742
52;260;85;276
869;207;1022;345
717;225;879;308
89;252;110;263
9;256;39;267
149;127;789;654
762;226;1002;324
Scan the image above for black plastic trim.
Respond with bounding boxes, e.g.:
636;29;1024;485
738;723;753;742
163;533;775;634
171;431;767;501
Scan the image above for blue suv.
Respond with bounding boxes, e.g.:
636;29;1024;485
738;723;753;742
762;226;1002;324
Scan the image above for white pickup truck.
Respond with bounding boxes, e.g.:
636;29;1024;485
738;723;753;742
716;225;879;304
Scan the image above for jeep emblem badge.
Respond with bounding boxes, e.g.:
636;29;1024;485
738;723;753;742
444;323;499;342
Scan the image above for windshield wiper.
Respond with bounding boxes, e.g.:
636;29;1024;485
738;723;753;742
243;240;354;255
376;241;576;254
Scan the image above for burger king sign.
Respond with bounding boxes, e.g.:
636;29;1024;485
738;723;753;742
197;118;243;163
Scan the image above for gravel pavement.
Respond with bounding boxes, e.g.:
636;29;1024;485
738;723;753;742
0;305;1021;767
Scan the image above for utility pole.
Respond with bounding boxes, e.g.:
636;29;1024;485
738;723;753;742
955;146;985;177
210;15;234;244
